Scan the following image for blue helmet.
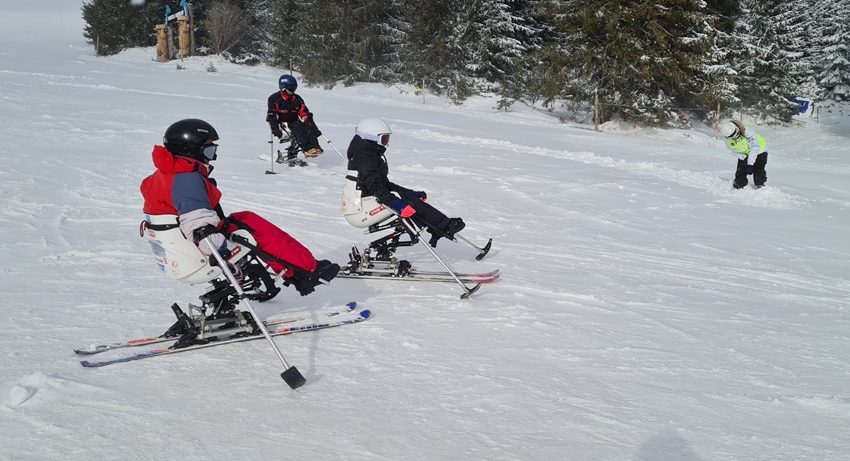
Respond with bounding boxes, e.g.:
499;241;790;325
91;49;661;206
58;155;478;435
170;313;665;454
279;74;297;92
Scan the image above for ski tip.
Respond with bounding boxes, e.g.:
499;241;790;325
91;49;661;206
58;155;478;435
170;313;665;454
358;309;372;319
346;301;358;310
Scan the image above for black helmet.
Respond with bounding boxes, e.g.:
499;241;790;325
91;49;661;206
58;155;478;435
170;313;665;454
163;118;220;162
279;74;297;92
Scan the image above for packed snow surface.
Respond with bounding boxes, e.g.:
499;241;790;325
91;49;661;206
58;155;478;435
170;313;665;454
0;2;848;460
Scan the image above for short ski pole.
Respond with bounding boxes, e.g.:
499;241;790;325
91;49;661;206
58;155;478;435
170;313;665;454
454;234;492;261
415;215;492;261
204;237;305;389
399;217;480;299
265;133;277;175
321;134;346;160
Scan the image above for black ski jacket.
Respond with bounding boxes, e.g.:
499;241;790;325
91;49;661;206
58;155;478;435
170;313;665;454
266;91;310;128
346;135;399;205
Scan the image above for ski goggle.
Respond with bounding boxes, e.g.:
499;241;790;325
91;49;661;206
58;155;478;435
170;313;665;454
380;134;390;146
202;143;218;161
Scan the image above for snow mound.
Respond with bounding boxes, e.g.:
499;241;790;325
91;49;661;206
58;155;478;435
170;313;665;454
4;372;106;408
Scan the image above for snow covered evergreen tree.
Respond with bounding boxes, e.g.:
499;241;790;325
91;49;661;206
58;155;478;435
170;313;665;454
816;0;850;102
697;0;744;120
504;0;548;104
534;0;714;126
399;0;470;99
284;0;396;86
464;0;530;89
778;0;818;98
82;0;161;56
736;0;801;122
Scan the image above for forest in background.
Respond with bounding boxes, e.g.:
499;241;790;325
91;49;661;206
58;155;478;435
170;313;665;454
82;0;850;126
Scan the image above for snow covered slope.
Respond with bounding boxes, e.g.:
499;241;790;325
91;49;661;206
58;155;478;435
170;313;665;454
1;2;848;460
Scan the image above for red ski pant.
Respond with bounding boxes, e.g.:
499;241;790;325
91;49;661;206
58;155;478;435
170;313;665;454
225;211;317;277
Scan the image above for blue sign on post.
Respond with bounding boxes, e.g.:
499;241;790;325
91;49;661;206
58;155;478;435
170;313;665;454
164;1;189;24
790;97;811;115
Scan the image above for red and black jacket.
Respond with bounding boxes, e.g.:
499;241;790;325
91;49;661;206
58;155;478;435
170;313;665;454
266;91;310;128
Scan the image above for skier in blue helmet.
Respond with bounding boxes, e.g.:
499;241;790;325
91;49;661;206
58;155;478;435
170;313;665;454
266;74;324;158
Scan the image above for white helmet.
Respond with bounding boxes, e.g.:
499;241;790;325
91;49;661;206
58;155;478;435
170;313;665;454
355;118;392;144
722;120;742;138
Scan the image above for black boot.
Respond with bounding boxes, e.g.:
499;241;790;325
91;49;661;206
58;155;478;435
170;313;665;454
427;218;465;247
444;218;465;239
315;259;340;282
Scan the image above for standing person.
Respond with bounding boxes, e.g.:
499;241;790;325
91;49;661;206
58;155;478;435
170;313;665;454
346;118;465;247
723;119;769;189
141;118;338;296
266;74;324;158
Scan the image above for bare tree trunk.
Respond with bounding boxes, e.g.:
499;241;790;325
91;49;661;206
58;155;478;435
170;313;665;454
206;0;248;55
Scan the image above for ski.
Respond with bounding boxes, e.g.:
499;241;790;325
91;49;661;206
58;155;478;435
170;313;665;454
75;302;360;356
338;269;499;284
79;308;370;368
277;155;308;167
412;268;499;278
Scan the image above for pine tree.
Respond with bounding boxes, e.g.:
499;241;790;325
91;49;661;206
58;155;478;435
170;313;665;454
534;0;714;126
736;0;801;122
373;0;408;84
266;0;304;70
285;0;396;86
82;0;162;56
780;0;818;98
465;0;527;87
527;0;579;106
505;0;548;104
696;0;743;120
400;0;469;99
817;0;850;102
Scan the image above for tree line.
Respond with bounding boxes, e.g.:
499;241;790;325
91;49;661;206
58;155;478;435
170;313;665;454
83;0;850;126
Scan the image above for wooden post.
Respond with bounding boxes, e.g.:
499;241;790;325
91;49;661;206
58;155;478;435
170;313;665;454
178;16;191;58
187;2;196;57
594;89;600;131
155;25;169;62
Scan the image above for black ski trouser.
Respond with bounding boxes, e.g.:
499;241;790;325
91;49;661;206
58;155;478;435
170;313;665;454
733;152;768;189
286;119;321;151
394;186;451;232
752;152;768;187
734;159;749;189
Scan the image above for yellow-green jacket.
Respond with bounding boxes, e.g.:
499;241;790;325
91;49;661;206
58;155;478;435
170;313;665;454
725;131;767;161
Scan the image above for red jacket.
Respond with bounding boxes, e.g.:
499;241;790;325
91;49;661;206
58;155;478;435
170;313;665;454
140;145;222;215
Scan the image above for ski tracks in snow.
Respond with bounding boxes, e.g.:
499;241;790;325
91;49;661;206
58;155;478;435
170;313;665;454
405;128;808;210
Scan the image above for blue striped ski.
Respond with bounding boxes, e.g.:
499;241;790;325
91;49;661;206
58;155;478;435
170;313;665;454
78;305;370;368
75;302;360;355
